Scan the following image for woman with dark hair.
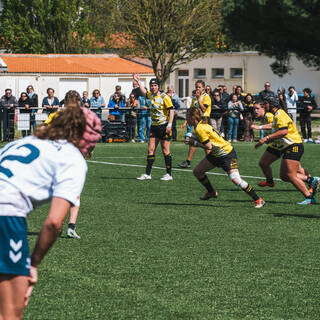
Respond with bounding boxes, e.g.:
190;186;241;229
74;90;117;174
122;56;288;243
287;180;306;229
0;103;101;319
42;88;60;114
227;94;243;142
26;85;38;132
125;92;139;142
242;93;255;142
18;92;32;137
185;106;265;208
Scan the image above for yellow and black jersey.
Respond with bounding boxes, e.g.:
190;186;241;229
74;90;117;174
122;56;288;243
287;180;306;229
269;109;302;150
146;91;173;126
190;93;211;118
195;120;233;157
263;112;274;125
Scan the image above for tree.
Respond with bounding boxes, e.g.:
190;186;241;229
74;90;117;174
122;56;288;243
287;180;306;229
115;0;222;87
0;0;95;53
222;0;320;76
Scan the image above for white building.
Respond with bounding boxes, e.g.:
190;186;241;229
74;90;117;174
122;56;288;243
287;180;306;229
0;53;154;102
166;51;320;104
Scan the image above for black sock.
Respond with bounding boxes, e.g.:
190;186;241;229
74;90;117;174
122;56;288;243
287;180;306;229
146;154;155;175
198;175;214;193
186;160;191;165
266;178;274;184
306;176;313;185
244;184;259;201
164;154;172;175
68;223;75;230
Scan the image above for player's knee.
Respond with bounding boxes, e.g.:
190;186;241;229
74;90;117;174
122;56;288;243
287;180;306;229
229;171;248;189
259;159;267;168
193;166;202;178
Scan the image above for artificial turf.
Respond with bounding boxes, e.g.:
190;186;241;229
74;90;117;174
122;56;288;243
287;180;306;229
24;141;320;319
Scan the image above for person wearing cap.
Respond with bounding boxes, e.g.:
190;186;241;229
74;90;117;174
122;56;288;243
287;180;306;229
0;101;101;319
133;73;175;181
252;98;319;205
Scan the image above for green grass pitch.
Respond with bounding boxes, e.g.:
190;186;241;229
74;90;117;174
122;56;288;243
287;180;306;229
24;142;320;320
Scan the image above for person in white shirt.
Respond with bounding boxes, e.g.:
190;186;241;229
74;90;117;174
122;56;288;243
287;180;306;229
0;105;101;320
285;86;298;124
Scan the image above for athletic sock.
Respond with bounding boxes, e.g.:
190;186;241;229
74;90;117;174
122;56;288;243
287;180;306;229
186;160;191;165
146;154;155;175
198;175;215;193
244;184;259;201
164;154;172;175
266;178;274;184
68;223;75;230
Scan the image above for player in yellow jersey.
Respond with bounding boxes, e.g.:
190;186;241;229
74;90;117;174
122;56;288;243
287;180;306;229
253;98;319;205
133;74;175;181
179;80;212;168
186;107;265;208
251;101;274;187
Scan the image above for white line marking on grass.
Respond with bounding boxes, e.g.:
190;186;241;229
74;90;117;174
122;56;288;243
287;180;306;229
87;160;282;181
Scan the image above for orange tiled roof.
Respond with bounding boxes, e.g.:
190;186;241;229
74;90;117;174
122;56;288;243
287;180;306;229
0;54;153;74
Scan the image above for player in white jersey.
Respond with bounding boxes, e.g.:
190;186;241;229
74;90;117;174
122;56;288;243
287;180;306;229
0;105;101;319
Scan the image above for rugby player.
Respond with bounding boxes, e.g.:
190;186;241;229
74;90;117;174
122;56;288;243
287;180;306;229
134;73;175;181
0;104;101;319
253;99;319;205
186;107;265;208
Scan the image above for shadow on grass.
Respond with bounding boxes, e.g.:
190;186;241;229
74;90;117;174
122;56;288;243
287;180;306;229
272;212;320;219
27;231;69;239
99;176;138;180
137;200;252;208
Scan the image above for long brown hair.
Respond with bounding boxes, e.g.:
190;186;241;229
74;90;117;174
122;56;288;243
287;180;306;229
187;107;208;124
35;106;86;150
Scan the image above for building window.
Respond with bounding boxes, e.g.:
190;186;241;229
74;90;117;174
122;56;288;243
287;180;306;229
178;70;189;77
194;68;206;79
212;68;224;78
231;68;243;78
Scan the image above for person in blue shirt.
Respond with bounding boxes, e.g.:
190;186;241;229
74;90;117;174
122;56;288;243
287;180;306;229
42;88;60;114
108;92;125;122
90;89;105;119
137;95;151;142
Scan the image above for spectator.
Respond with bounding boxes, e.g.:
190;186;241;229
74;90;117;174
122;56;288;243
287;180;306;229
81;91;91;108
285;86;299;124
109;85;126;103
242;94;255;142
0;88;18;141
235;85;246;102
26;85;38;132
227;94;243;142
259;82;275;101
18;92;32;137
90;89;105;119
137;95;151;143
298;88;318;143
221;85;230;104
278;92;287;112
205;85;214;101
210;90;225;132
125;93;139;142
229;84;238;101
42;88;60;114
108;92;124;122
131;79;142;99
166;85;182;141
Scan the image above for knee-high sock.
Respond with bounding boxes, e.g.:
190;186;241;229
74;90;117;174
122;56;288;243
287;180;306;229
164;153;172;175
146;154;155;175
198;175;214;193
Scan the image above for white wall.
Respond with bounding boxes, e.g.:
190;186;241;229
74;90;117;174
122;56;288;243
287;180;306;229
0;73;153;104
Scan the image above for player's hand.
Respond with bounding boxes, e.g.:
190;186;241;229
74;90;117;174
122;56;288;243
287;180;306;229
181;122;186;129
133;73;140;82
255;137;267;149
24;266;38;306
166;125;172;134
251;124;258;130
